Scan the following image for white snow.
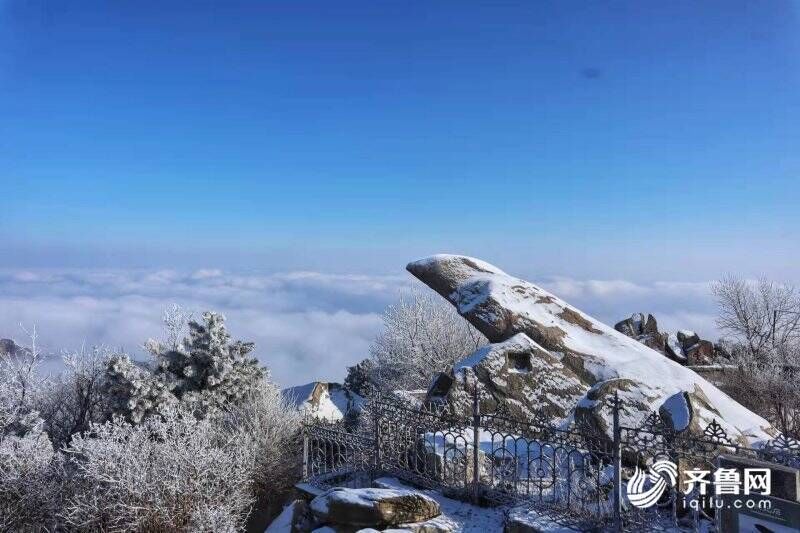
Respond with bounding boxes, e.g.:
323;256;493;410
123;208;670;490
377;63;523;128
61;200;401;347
312;487;435;512
408;254;774;443
264;501;295;533
666;333;687;362
507;506;585;533
282;382;363;422
374;477;505;532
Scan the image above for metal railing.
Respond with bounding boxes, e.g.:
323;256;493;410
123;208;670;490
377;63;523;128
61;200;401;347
301;387;799;531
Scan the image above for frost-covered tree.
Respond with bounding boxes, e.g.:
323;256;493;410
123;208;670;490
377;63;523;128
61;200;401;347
713;276;800;357
713;276;800;437
344;357;377;397
147;311;265;416
103;353;177;423
161;303;193;350
38;346;113;447
61;404;256;532
370;289;487;392
104;311;265;422
0;326;58;530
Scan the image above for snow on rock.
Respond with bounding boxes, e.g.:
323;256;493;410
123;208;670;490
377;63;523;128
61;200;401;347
665;333;687;362
615;313;727;367
310;487;441;528
283;382;364;422
614;313;665;352
265;500;313;533
431;333;587;423
264;503;295;533
575;377;664;444
407;254;774;444
374;477;506;532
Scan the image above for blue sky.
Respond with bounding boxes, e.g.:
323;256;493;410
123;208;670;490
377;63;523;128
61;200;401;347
2;0;799;282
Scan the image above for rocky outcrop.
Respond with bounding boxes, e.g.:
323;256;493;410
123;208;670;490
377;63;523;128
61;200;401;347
427;333;588;424
283;382;364;422
0;338;27;358
407;254;774;444
613;313;666;352
310;488;441;528
614;313;729;366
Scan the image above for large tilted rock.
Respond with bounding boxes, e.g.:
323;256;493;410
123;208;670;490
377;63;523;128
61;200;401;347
407;255;774;444
310;488;441;528
428;333;588;423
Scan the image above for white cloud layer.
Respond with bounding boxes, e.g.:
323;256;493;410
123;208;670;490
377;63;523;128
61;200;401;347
0;269;720;387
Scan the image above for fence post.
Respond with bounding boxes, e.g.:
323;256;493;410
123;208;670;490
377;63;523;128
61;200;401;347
471;376;481;504
611;392;623;532
302;422;310;481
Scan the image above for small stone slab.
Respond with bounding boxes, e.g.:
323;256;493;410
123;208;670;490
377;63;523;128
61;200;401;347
311;487;441;528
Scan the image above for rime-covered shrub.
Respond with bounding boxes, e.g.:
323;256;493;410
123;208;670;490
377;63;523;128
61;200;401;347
61;404;255;532
0;332;59;530
713;276;800;437
103;353;177;423
0;414;57;531
38;347;113;447
224;380;302;500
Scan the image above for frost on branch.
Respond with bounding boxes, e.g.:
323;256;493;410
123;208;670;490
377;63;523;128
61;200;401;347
104;354;176;423
224;380;303;499
147;311;265;416
105;311;265;422
0;326;57;531
370;289;487;392
61;404;255;532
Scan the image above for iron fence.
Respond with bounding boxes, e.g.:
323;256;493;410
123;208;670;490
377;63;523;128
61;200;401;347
301;387;800;531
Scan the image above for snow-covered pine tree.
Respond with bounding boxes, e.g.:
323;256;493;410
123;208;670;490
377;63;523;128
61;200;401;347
147;311;265;416
103;354;176;424
343;358;376;397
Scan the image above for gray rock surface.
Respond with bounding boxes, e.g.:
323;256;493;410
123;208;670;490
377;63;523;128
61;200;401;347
428;333;588;423
615;314;728;367
310;488;441;528
407;254;773;444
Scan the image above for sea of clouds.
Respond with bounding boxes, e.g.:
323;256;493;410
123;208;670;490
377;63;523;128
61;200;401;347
0;268;719;387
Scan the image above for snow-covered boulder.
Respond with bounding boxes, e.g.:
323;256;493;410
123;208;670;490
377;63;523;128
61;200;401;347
283;382;364;422
615;314;727;366
310;487;441;528
428;333;588;423
407;254;774;444
614;313;666;352
575;378;662;446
